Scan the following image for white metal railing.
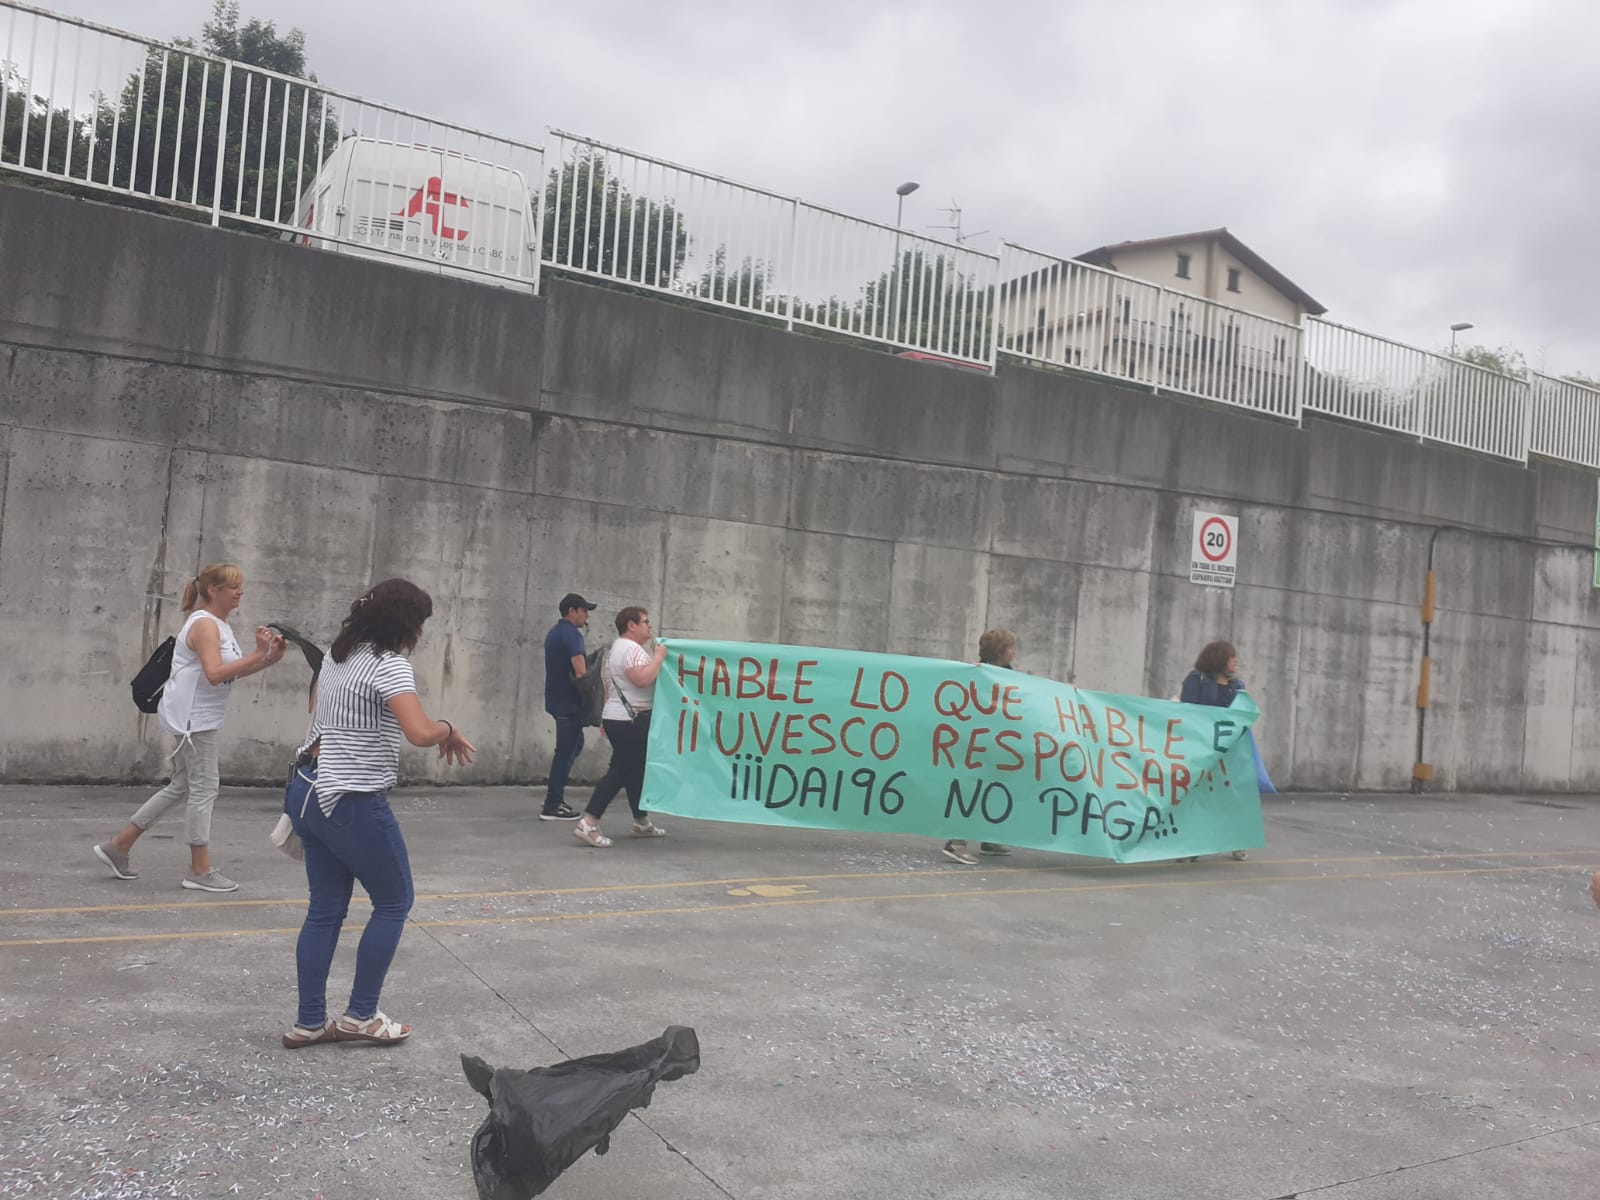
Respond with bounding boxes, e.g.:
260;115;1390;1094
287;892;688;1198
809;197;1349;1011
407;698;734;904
1530;373;1600;470
544;130;997;366
788;201;997;365
1302;317;1529;461
543;129;793;309
3;0;1599;465
997;244;1302;420
0;1;541;286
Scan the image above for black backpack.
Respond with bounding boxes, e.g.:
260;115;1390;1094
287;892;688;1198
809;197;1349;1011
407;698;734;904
575;647;605;728
131;636;177;714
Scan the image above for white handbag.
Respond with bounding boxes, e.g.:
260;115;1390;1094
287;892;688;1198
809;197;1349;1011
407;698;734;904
269;813;304;861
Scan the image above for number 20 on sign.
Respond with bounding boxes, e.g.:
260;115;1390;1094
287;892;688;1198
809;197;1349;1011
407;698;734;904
1190;510;1238;589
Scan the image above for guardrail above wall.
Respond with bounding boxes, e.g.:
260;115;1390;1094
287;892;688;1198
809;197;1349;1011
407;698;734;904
996;244;1303;422
4;0;1599;467
0;0;542;287
541;130;999;365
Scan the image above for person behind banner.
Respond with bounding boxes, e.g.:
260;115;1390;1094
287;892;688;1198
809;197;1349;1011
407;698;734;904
1176;639;1251;863
574;606;669;848
942;629;1018;866
540;592;596;822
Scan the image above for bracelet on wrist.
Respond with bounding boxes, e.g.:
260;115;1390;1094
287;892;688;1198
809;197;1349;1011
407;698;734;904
442;720;454;742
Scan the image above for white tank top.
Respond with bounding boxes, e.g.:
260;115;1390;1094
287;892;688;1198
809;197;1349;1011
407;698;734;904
157;610;242;735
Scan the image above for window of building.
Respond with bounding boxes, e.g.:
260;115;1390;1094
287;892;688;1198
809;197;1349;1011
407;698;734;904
1227;267;1241;293
1176;253;1191;280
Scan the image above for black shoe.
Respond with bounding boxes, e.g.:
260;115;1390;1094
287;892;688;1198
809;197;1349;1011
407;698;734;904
540;804;582;821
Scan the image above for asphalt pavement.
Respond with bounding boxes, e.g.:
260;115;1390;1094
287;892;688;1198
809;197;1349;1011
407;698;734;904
3;784;1599;1200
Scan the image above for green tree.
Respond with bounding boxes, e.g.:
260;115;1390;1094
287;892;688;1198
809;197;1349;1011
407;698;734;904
692;247;772;310
2;64;94;186
782;250;994;360
857;248;992;359
90;1;337;225
542;152;689;287
1455;343;1525;376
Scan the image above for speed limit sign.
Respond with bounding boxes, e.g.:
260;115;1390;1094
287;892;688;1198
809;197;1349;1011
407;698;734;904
1190;511;1237;588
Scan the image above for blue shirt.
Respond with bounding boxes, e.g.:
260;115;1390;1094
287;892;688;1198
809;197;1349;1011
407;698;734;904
543;621;587;717
1180;670;1244;708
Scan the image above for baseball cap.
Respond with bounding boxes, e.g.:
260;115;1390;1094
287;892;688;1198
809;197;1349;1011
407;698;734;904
559;593;597;615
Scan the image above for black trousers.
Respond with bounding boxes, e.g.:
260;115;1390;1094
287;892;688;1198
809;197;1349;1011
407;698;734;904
585;711;651;821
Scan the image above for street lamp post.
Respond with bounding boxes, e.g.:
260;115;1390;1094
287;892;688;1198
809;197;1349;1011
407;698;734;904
891;181;919;344
1449;321;1474;354
895;181;919;228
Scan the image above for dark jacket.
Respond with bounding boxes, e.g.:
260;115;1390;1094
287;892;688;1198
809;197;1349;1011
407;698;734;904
1180;670;1243;708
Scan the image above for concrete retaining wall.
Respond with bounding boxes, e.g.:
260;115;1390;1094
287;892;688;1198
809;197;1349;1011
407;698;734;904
2;181;1596;791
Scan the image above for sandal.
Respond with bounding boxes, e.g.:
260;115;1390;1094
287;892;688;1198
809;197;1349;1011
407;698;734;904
334;1010;411;1045
574;821;612;848
631;819;666;837
281;1019;339;1049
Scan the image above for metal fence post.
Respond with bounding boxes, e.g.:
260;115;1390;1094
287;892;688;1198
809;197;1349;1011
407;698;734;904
784;197;798;332
985;241;1004;371
1151;285;1167;394
1292;314;1308;427
209;60;231;226
1519;369;1535;465
529;130;550;297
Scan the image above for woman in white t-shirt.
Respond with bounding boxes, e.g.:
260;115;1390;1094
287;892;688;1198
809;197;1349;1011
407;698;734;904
574;605;668;848
94;563;287;892
279;578;475;1049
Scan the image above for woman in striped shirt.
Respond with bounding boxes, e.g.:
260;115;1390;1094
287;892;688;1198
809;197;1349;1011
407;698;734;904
280;579;475;1049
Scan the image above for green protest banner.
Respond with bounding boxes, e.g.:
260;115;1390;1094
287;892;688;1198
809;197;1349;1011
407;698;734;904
640;640;1263;862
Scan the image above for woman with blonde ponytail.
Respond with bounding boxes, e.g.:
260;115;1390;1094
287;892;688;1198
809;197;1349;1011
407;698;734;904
94;564;287;891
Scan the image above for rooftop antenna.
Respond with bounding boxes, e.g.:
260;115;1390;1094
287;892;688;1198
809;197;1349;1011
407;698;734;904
930;200;988;245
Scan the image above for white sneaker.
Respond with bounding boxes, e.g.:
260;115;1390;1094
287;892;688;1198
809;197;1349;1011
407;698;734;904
182;868;239;893
93;842;137;880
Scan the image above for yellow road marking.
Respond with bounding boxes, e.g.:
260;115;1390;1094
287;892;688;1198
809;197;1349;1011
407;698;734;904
0;861;1583;948
726;883;821;897
8;847;1596;919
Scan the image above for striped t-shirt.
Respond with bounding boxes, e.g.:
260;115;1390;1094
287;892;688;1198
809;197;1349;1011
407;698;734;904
297;644;416;816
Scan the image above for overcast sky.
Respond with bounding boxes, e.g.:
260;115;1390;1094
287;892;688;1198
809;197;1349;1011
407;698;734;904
29;0;1600;376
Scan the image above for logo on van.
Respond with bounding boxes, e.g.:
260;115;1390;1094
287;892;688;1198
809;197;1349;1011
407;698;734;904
397;177;471;241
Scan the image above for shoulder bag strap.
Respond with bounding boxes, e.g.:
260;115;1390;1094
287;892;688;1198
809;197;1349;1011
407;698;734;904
608;644;638;720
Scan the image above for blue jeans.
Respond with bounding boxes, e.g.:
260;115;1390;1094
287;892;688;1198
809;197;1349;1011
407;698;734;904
545;714;585;812
284;765;414;1027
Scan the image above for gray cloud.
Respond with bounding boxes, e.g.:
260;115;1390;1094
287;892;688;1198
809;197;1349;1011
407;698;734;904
35;0;1600;376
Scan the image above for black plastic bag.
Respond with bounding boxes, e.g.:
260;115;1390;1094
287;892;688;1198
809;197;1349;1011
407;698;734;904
265;622;325;702
462;1025;700;1200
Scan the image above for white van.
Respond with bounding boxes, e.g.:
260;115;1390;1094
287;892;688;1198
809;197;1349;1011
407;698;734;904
288;136;537;290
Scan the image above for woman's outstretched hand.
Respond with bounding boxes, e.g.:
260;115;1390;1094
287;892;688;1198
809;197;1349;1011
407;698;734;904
439;728;476;766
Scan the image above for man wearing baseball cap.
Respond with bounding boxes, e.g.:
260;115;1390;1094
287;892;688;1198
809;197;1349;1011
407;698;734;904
541;593;597;820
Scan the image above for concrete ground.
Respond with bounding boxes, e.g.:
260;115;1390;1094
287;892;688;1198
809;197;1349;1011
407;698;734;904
3;785;1600;1200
